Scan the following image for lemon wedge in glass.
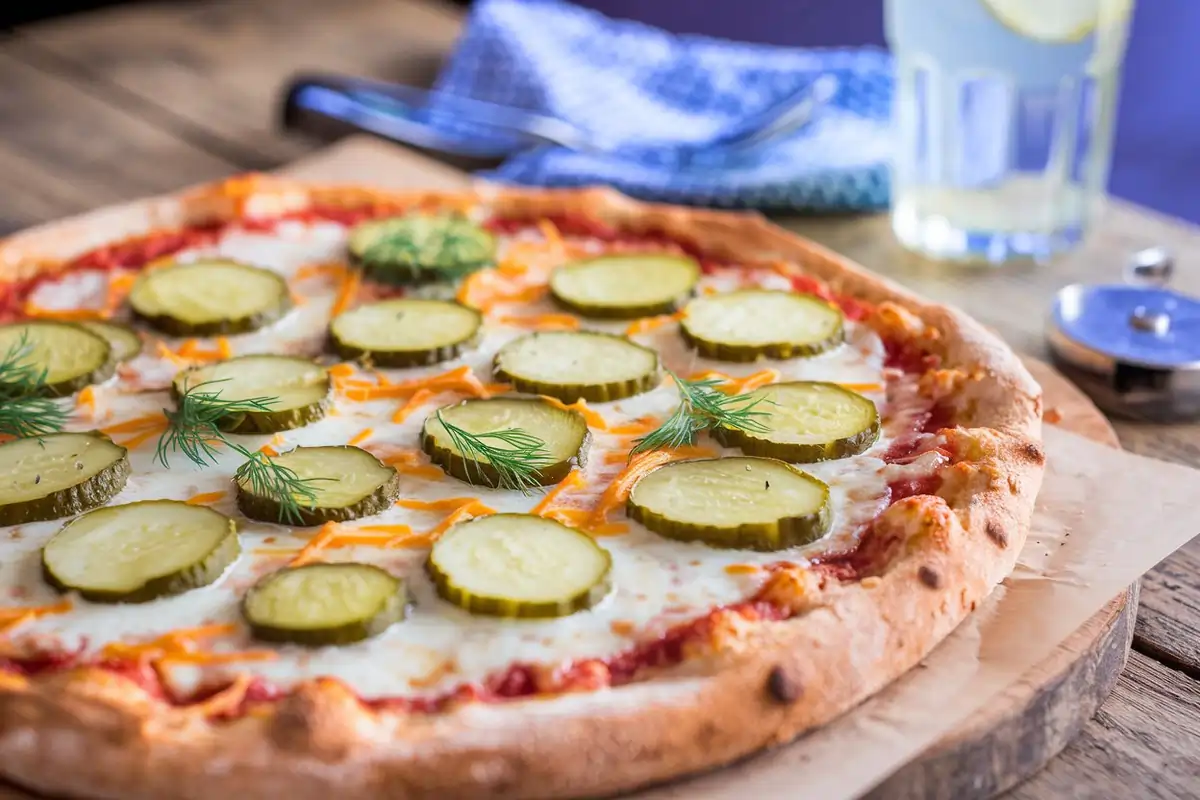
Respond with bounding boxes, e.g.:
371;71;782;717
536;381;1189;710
980;0;1133;43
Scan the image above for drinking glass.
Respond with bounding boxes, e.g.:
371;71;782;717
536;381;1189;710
884;0;1135;264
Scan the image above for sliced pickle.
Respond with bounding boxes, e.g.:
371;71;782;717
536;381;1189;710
236;445;400;526
128;259;291;336
681;289;844;362
242;563;406;646
79;320;143;363
0;322;114;396
421;397;590;488
627;456;831;550
171;355;330;433
549;254;699;319
427;513;611;618
493;331;660;403
329;298;482;367
0;433;130;526
42;500;239;603
348;214;495;286
712;382;880;462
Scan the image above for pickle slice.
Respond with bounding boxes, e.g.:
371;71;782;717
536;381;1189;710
42;500;239;603
712;382;880;463
0;322;114;396
627;456;831;550
172;355;331;434
128;259;291;336
681;289;844;362
79;320;143;363
549;254;700;319
493;331;661;403
236;445;400;526
329;298;482;367
427;514;611;618
242;563;405;646
348;214;495;286
0;432;130;526
421;397;590;488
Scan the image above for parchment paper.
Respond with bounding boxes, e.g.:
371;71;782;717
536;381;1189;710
637;425;1199;798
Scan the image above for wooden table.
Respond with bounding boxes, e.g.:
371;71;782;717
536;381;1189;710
0;1;1196;796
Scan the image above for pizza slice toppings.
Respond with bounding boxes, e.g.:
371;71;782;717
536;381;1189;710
427;513;612;619
242;562;406;646
129;259;292;337
421;397;590;490
548;253;700;319
0;194;973;717
41;500;239;603
628;456;832;550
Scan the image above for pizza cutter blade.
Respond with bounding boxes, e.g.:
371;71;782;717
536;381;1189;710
1046;247;1200;421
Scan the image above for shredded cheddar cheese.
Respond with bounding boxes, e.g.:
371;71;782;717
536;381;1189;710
185;491;226;506
370;447;445;480
0;599;72;635
258;433;287;457
392;388;435;424
76;386;98;418
688;369;780;395
100;413;168;449
330;267;362;316
724;564;761;575
530;469;585;516
537;396;611;431
295;263;349;282
100;624;275;668
587;450;678;530
493;313;580;331
347;428;374;446
281;500;496;564
625;311;684;337
336;365;506;402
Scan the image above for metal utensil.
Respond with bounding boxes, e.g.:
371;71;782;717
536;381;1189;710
1046;247;1200;421
279;72;837;160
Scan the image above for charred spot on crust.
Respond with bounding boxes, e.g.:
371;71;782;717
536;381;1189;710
766;666;801;705
917;565;941;589
985;520;1008;548
1019;441;1046;464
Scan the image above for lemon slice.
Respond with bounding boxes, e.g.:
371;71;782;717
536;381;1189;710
980;0;1132;43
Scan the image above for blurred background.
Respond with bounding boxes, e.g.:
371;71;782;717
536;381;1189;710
6;0;1196;224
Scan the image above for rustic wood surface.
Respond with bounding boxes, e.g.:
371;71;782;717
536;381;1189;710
0;0;1194;796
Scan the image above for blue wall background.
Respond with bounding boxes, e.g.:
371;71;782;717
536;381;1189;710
583;0;1199;224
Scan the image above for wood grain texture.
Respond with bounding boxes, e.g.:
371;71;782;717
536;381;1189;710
0;50;235;234
14;0;464;167
1007;651;1200;800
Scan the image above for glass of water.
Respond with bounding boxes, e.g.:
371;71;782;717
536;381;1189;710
884;0;1135;264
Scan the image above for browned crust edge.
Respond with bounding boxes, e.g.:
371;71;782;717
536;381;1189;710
0;176;1044;800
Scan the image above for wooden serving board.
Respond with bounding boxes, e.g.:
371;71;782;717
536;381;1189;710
0;138;1134;800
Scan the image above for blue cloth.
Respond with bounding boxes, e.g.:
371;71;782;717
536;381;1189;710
428;0;893;212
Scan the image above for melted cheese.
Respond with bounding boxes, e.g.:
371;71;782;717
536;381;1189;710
0;224;925;700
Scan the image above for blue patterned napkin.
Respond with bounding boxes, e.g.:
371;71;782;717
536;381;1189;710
428;0;893;212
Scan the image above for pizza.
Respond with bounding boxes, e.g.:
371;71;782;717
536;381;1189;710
0;176;1045;799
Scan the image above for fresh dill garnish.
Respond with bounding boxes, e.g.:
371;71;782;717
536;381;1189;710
364;217;486;272
435;409;554;493
156;379;323;524
230;446;321;526
0;331;69;439
630;369;771;457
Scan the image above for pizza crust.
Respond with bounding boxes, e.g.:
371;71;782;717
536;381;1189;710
0;177;1043;800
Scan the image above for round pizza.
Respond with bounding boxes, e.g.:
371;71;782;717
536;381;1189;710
0;177;1045;799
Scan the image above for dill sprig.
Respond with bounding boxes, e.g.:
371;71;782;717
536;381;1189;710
0;331;69;439
630;370;771;457
435;409;554;493
156;379;322;524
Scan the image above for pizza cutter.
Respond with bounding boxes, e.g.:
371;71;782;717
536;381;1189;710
1047;247;1200;421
